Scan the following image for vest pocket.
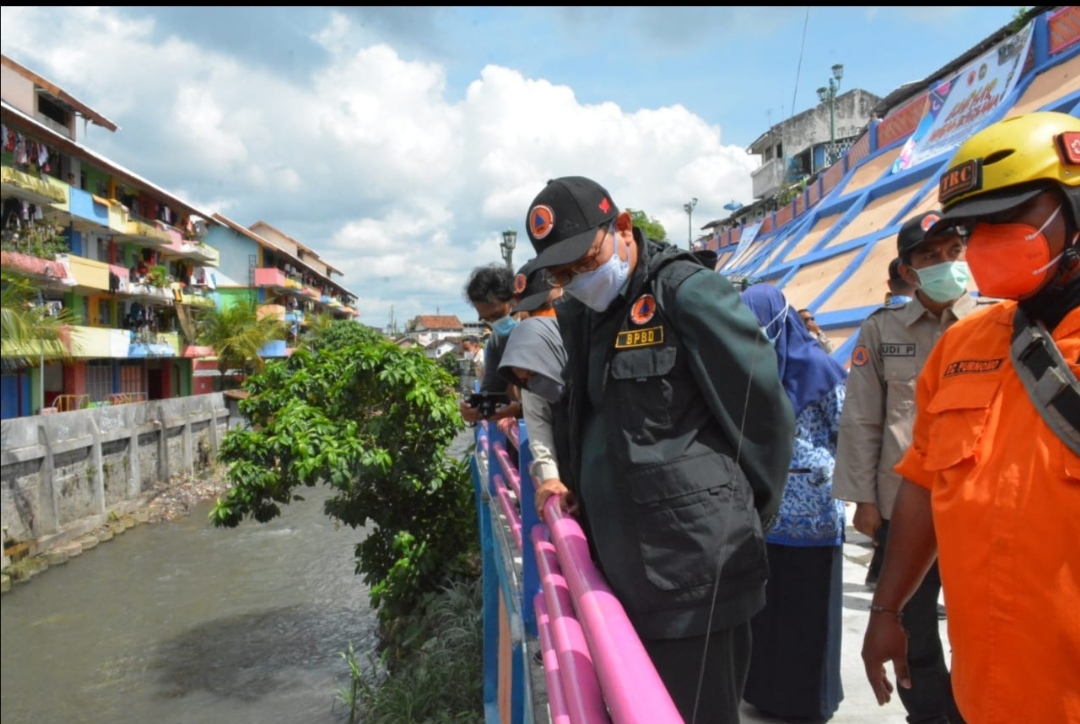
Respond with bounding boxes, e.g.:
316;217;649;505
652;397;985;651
923;376;1001;471
628;452;765;592
609;346;678;431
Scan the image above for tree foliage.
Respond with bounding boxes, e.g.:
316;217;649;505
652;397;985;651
209;320;476;634
627;208;667;241
437;349;462;385
297;310;338;349
195;296;286;378
1;269;79;369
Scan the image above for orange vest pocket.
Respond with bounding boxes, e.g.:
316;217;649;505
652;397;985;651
923;375;1002;472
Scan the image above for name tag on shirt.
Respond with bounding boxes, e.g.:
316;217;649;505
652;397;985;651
881;343;916;356
615;326;665;349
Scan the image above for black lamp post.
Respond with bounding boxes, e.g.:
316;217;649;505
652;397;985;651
683;197;698;248
500;229;517;271
816;63;844;167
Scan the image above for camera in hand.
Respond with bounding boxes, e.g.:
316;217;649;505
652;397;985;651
467;391;510;420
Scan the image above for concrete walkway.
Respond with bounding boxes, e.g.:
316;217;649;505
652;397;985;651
740;508;950;724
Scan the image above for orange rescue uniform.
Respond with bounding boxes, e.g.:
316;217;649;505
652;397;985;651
895;301;1080;724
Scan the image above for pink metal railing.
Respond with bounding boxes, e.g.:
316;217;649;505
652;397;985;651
480;415;682;722
536;594;574;724
542;499;684;723
532;525;609;723
493;473;522;551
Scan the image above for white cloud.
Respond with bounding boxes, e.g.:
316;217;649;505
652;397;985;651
1;7;756;328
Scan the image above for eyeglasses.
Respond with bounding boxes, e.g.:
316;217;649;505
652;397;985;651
543;222;615;288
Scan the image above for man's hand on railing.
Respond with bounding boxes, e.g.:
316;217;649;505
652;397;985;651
489;399;522;421
535;478;577;519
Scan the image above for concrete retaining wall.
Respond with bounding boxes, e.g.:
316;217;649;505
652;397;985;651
1;393;228;551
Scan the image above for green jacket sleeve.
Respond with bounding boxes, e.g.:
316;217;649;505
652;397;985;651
673;272;795;523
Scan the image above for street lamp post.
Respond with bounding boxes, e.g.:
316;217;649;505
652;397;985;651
683;197;698;248
816;63;844;167
500;229;517;271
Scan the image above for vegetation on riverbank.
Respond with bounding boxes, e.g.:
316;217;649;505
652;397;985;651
208;320;484;717
336;577;483;723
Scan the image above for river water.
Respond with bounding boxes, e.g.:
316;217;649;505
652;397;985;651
0;484;378;724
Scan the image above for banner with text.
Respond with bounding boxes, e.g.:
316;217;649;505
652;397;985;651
722;220;763;272
892;22;1033;174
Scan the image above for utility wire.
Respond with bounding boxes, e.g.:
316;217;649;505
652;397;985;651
789;7;811;123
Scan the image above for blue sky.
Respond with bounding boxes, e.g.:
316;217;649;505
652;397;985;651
0;6;1021;326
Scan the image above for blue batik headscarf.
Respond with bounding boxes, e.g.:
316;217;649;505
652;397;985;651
740;284;847;418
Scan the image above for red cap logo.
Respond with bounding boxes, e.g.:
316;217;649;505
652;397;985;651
599;197;611;214
921;213;941;232
1057;131;1080;165
514;274;527;294
529;205;555;240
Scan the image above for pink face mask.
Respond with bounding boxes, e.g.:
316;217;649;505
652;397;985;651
965;205;1063;299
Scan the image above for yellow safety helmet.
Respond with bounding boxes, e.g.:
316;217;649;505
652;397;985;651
937;111;1080;224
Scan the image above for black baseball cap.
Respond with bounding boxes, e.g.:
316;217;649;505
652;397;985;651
525;176;619;269
896;210;945;257
511;259;551;314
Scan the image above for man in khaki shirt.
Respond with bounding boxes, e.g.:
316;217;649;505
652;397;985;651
833;210;988;724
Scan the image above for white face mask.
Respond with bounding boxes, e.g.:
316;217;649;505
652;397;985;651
564;236;630;312
761;303;790;345
914;261;971;303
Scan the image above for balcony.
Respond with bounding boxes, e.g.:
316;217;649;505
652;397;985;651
1;166;68;206
67;325;132;359
182;345;215;358
179;241;219;266
258;339;292;359
254;267;302;292
33;112;72;138
0;249;74;287
67;188;112;234
303;285;321;300
121;280;176;305
129;331;180;358
179;292;214;309
257;304;303;325
116;219;172;248
751;157;788;201
56;254;110;293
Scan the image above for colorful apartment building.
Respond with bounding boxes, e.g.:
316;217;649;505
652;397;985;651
204;215;359;362
0;54;359;419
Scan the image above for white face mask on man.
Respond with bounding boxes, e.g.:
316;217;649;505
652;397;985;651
914;261;972;303
564;236;630;312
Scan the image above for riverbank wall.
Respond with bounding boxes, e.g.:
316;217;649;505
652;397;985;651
0;393;229;565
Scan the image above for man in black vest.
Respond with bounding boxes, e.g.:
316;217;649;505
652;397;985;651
524;176;794;723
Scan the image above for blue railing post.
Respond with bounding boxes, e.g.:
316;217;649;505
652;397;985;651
517;418;540;639
471;446;501;724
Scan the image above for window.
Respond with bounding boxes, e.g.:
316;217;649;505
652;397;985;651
94;235;110;263
97;299;112;326
37;94;70;128
86;360;112;402
119;361;144;396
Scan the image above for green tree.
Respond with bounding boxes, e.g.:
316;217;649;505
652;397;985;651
437;348;462;386
208;325;476;639
627;208;667;241
297;310;338;350
195;297;286;379
1;269;78;369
